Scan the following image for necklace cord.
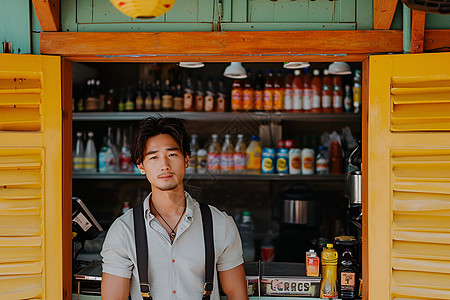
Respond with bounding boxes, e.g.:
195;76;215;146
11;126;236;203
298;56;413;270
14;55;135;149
151;200;186;239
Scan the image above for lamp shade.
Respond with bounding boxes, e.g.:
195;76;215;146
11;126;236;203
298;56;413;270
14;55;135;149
283;62;310;69
110;0;176;19
223;62;247;79
178;62;205;68
328;62;352;75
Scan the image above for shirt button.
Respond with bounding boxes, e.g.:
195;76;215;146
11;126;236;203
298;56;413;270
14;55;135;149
172;259;175;263
173;290;176;294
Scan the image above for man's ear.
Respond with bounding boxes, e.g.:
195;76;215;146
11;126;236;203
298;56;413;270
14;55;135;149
185;155;190;165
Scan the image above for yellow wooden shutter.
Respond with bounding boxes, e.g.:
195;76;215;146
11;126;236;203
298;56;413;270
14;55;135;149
367;52;450;299
0;54;62;299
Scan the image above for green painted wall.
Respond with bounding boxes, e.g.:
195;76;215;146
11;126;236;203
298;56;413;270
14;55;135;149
0;0;32;54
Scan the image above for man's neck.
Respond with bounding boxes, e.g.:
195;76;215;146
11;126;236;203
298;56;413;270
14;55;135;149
151;186;186;215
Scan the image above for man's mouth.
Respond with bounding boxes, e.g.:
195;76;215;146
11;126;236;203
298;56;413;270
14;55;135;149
158;173;175;179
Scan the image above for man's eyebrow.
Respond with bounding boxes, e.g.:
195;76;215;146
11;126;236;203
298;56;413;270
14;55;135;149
144;147;180;156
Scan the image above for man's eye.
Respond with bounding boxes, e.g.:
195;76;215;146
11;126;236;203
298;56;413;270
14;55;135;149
169;153;177;157
149;156;157;160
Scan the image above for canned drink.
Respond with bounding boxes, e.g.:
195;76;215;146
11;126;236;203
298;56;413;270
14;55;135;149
262;148;275;174
276;148;289;174
277;140;285;148
301;148;315;175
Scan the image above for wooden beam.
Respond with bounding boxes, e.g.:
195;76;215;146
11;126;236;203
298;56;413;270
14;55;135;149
32;0;60;32
373;0;398;30
410;10;426;53
424;29;450;52
40;31;403;62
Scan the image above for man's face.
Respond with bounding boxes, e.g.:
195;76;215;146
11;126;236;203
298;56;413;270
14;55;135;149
138;134;189;192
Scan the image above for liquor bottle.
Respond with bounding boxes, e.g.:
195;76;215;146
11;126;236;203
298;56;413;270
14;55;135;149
118;88;125;112
153;80;162;111
303;68;312;112
311;69;322;113
292;70;303;113
322;69;333;113
173;82;184;111
144;81;153;111
73;131;85;172
125;86;135;111
344;84;352;113
234;134;246;173
253;71;264;112
135;81;144;111
161;79;174;111
84;131;97;173
96;80;105;111
284;69;293;112
119;130;133;173
263;70;274;111
333;76;343;113
195;78;205;112
231;79;243;112
242;70;253;111
207;134;221;174
220;134;234;174
105;89;115;112
216;79;226;112
186;134;199;174
183;75;195;112
273;70;284;111
85;79;98;111
204;78;216;112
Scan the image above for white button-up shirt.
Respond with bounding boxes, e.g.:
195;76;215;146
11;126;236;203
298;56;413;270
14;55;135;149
101;191;244;299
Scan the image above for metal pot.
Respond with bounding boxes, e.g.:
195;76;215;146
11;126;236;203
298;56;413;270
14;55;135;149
277;184;323;227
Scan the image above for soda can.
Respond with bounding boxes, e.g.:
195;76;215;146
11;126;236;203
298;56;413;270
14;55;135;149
261;148;275;174
301;148;315;175
276;148;289;174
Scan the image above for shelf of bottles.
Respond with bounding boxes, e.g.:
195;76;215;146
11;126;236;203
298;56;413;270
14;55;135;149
72;111;361;122
72;172;346;181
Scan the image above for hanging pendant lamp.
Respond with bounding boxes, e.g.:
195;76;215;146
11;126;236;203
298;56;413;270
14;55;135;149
223;62;247;79
110;0;176;19
283;62;310;69
328;62;352;75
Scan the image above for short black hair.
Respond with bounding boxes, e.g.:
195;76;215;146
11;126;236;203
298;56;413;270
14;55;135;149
130;116;191;166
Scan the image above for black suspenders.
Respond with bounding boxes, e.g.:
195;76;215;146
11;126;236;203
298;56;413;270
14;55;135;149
132;201;215;300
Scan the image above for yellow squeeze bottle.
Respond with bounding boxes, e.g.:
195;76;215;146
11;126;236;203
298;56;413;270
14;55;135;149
320;243;338;299
246;136;262;174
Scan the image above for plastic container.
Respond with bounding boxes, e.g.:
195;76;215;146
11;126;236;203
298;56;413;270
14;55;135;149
333;76;343;113
207;134;221;174
316;146;329;175
239;211;255;262
73;131;85;172
306;249;320;277
322;69;333;113
303;68;312;112
262;148;275;174
311;69;322;113
220;134;234;174
320;243;338;299
234;134;246;173
246;136;262;174
292;70;303;112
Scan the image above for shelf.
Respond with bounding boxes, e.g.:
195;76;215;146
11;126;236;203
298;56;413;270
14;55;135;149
73;112;361;122
72;172;345;181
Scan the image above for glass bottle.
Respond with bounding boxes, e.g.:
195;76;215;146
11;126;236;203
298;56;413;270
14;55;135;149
344;84;352;113
253;71;264;112
292;70;304;113
322;69;333;113
353;70;362;114
73;131;85;173
144;81;153;111
119;130;133;173
125;86;135;111
333;76;343;113
105;89;115;112
207;134;221;174
231;79;243;112
273;70;284;112
220;134;234;174
183;75;195;112
84;131;97;173
234;134;246;173
303;68;312;112
173;83;184;111
135;81;144;111
284;69;293;112
186;134;199;174
239;211;255;262
204;78;216;112
161;79;174;111
153;80;162;111
311;69;322;113
316;146;329;174
242;70;253;111
263;70;274;111
99;127;118;173
216;79;226;112
195;78;205;112
118;88;125;112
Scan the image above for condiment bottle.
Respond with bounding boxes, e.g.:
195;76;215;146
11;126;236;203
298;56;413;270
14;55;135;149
216;79;226;112
335;236;359;299
183;76;195;112
333;76;343;113
273;70;284;111
311;69;322;113
263;70;274;111
320;244;338;299
195;78;205;112
204;78;215;112
353;70;362;114
292;70;303;112
231;79;243;112
246;136;262;174
303;68;313;112
306;249;320;277
343;84;352;113
220;134;234;174
330;140;343;174
234;134;246;173
284;69;293;112
322;69;333;113
253;71;264;112
207;134;221;174
242;70;254;111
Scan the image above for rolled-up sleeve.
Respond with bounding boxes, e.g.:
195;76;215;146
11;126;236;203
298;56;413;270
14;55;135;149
101;219;134;279
216;215;244;272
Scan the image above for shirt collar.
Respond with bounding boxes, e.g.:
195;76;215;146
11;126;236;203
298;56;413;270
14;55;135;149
143;191;195;223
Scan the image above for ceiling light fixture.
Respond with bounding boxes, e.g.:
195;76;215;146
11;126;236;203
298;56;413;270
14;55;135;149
109;0;176;19
223;62;247;79
283;62;310;69
178;62;205;68
328;62;352;75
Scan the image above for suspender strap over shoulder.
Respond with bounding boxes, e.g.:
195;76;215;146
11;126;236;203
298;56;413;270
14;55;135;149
133;202;152;300
199;202;215;300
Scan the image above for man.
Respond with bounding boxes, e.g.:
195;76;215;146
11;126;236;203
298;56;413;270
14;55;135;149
101;117;248;300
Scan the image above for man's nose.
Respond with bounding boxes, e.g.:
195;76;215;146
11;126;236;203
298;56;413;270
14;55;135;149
160;156;170;171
